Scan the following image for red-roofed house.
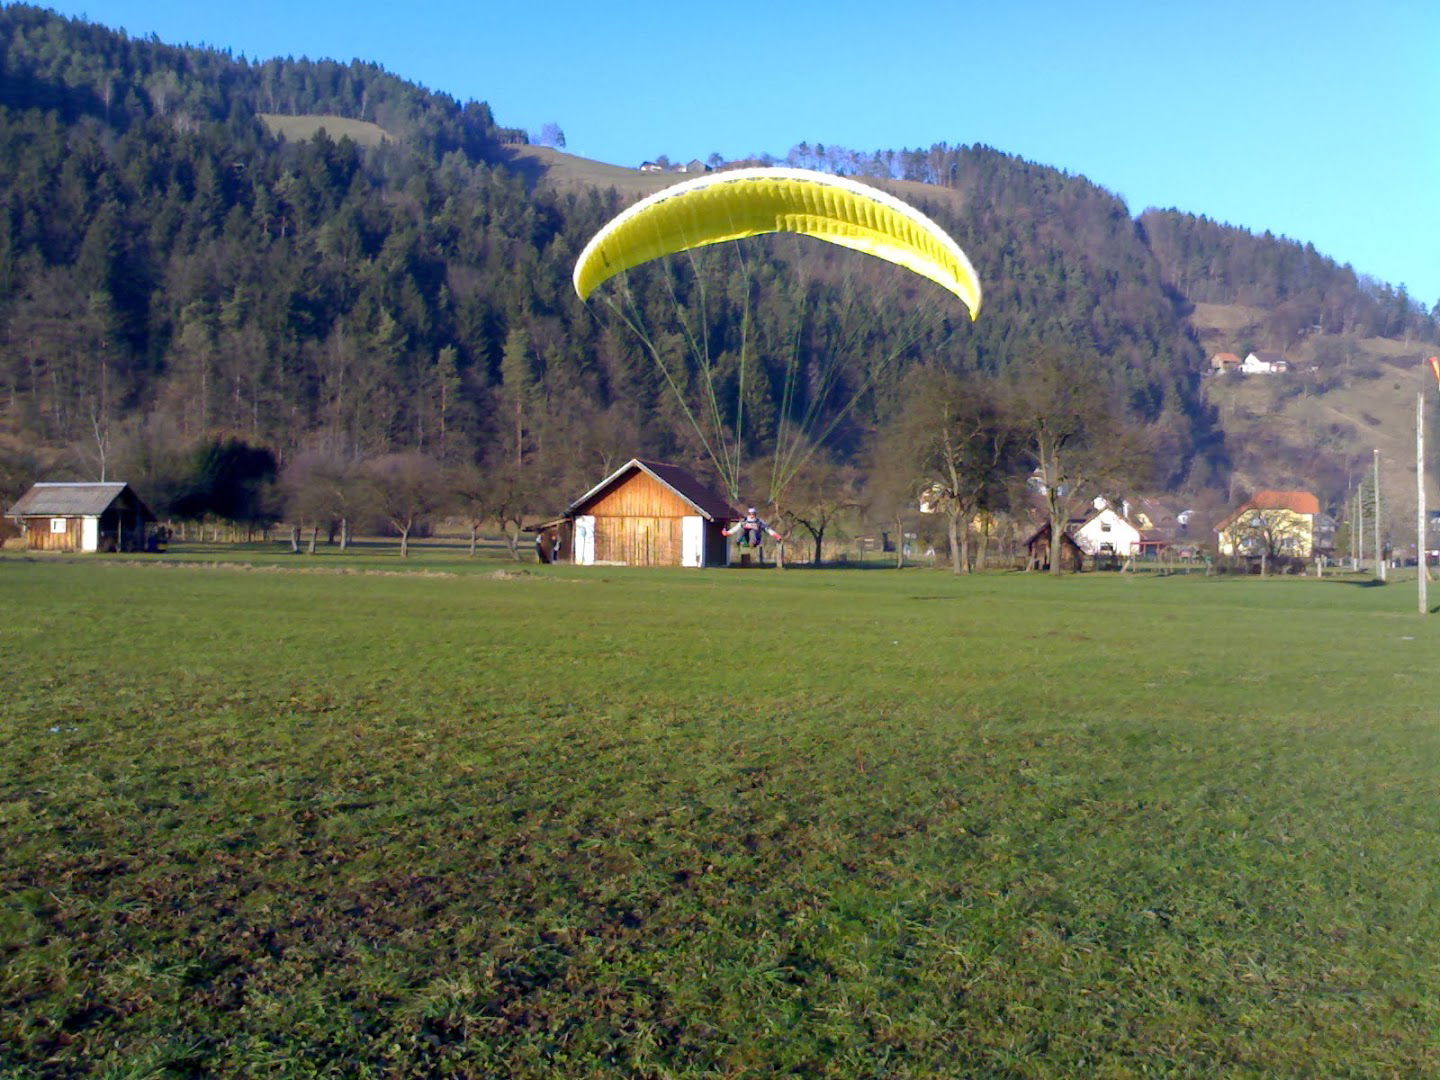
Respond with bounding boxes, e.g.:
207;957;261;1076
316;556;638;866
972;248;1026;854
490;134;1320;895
1210;352;1242;374
1215;490;1321;558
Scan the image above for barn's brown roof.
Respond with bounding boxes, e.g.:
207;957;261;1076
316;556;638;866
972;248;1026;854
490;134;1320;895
1022;521;1085;549
7;482;155;520
568;459;737;522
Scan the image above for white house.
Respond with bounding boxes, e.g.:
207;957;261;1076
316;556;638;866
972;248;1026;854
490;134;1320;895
1071;498;1143;558
1241;351;1289;374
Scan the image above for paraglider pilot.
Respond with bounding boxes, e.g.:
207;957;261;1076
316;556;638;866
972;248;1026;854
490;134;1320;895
724;508;783;552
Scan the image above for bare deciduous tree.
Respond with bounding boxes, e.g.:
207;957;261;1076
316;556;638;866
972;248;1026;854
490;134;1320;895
780;459;860;566
364;452;447;558
1009;346;1151;575
281;449;368;552
875;366;1016;573
451;461;538;561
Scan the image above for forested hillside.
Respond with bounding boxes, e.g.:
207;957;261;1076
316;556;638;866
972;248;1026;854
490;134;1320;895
1140;209;1434;349
1;4;1434;529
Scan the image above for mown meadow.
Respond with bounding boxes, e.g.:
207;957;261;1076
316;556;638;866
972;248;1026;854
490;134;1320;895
3;551;1439;1076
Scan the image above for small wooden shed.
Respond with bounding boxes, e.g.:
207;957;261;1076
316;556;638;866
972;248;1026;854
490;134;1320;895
1023;520;1086;572
6;482;156;553
567;459;736;567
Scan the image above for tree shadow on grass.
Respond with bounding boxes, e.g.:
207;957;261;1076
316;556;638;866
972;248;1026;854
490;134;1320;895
1312;575;1387;588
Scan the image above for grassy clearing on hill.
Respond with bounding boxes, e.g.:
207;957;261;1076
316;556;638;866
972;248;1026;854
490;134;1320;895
259;114;391;148
3;553;1439;1076
503;145;969;222
502;145;678;198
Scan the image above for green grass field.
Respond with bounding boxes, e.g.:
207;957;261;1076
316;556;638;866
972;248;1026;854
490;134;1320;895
3;551;1439;1076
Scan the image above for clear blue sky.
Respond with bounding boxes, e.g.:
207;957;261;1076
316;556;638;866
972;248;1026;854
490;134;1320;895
42;0;1440;308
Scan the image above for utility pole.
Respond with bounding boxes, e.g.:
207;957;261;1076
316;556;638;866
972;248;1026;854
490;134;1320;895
1423;357;1440;612
1357;482;1364;570
1374;449;1386;582
1420;392;1427;614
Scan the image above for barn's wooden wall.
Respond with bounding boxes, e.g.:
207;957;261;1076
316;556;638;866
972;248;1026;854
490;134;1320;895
594;516;684;566
580;472;696;566
584;472;692;519
21;516;81;552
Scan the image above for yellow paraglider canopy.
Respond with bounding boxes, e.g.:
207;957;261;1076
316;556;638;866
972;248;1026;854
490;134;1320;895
572;167;982;319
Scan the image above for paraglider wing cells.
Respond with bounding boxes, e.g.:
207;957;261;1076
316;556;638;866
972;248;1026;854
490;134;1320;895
572;167;981;319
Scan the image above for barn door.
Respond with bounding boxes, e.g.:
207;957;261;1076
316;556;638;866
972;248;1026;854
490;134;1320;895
574;515;596;565
681;516;704;568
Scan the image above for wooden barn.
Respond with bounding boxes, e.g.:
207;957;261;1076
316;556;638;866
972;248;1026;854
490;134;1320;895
6;482;156;553
1023;521;1086;572
566;459;736;567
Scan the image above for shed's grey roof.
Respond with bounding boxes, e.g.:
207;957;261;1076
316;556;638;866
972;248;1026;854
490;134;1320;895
7;482;153;519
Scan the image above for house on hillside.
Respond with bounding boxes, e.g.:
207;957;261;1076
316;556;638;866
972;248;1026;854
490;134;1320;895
565;459;737;567
1210;352;1242;374
638;161;663;172
1241;351;1289;374
6;482;156;553
1215;490;1321;558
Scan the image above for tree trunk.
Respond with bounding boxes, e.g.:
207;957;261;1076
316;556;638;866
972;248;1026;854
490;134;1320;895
289;524;300;553
894;515;905;568
340;518;350;550
469;523;479;556
812;530;823;566
399;525;410;558
948;514;963;573
308;526;318;555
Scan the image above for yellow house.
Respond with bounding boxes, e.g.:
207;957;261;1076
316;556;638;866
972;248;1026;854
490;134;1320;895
1215;490;1321;558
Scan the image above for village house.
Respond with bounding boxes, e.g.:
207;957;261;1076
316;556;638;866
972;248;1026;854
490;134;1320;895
1241;350;1289;374
637;160;712;175
1215;490;1321;558
6;481;156;553
1125;495;1196;558
563;458;736;568
1071;498;1144;559
1210;352;1242;374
